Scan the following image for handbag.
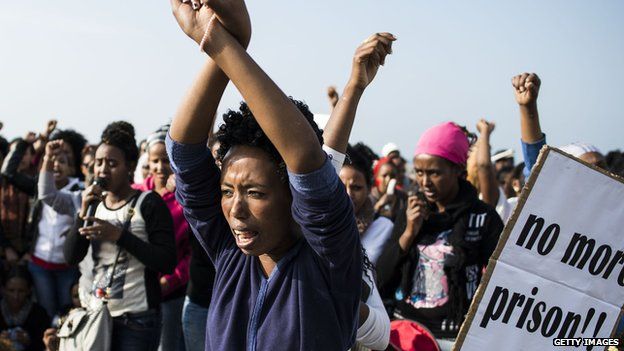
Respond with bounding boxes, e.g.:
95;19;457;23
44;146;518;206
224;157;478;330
57;194;139;351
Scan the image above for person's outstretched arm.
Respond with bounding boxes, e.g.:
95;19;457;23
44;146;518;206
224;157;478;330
167;0;252;262
32;119;57;159
512;73;544;177
168;0;251;144
327;86;339;111
169;60;228;144
38;140;81;215
200;12;325;173
199;6;364;346
323;33;395;154
475;119;500;206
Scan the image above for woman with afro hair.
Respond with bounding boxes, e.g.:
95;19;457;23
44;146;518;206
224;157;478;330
165;1;394;349
64;121;176;350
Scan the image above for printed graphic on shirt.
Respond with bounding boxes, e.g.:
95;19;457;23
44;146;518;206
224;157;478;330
465;213;487;242
465;264;480;301
407;229;453;308
91;252;129;299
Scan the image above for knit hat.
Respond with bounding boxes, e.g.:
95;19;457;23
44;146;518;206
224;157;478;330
146;125;169;148
414;122;469;165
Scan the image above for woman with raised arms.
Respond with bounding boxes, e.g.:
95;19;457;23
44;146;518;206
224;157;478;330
167;0;362;349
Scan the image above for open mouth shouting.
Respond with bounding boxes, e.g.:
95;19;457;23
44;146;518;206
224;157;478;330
232;229;259;250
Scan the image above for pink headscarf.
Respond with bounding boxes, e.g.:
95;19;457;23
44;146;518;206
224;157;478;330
414;122;469;165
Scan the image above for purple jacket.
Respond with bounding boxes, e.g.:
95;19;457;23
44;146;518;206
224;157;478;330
166;136;362;351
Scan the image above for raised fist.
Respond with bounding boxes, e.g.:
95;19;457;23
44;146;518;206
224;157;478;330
349;32;396;90
170;0;251;49
200;0;251;48
43;119;58;138
476;119;495;136
327;86;339;108
405;194;428;237
512;73;541;106
24;131;37;144
45;140;65;158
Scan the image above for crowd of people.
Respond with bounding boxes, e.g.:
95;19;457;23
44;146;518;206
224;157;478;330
0;1;622;350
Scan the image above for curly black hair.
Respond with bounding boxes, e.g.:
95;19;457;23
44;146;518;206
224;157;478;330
100;121;139;165
355;142;379;164
49;129;87;179
345;142;375;188
216;99;323;183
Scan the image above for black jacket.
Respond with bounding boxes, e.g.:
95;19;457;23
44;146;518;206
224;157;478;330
376;179;504;337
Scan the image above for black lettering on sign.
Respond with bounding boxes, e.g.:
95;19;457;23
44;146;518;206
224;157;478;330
479;286;608;341
561;233;624;286
515;214;560;256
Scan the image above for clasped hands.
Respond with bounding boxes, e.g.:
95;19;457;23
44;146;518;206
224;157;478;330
170;0;251;53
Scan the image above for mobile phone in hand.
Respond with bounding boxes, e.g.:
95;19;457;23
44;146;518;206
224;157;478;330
386;179;397;195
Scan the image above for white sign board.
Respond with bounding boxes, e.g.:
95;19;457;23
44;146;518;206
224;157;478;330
454;147;624;350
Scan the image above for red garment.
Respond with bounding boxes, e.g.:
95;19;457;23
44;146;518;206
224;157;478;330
373;156;391;189
133;176;191;297
389;320;441;351
31;254;72;270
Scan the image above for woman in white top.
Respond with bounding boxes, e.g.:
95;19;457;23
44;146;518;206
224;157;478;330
28;129;87;320
64;121;176;351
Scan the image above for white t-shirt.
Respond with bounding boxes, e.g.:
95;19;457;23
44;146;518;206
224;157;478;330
354;267;391;350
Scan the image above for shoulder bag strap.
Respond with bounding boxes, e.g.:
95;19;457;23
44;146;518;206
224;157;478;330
105;192;140;294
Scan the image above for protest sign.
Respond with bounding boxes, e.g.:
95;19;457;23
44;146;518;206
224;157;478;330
454;147;624;350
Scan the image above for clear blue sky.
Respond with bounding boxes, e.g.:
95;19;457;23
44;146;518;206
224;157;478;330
1;1;622;160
